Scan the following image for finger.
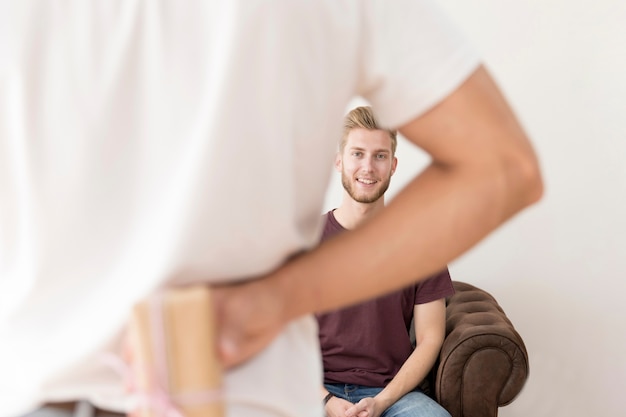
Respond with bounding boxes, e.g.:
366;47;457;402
345;403;363;417
344;405;357;417
218;335;239;368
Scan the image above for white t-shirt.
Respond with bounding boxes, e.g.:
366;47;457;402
0;1;479;416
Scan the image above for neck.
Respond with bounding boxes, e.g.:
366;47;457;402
333;194;386;230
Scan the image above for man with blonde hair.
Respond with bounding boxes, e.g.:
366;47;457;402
317;106;453;417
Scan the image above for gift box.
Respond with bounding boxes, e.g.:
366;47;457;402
128;285;224;417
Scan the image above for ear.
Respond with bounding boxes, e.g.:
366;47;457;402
391;156;398;175
334;152;343;172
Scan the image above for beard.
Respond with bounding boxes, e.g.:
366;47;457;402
341;170;392;204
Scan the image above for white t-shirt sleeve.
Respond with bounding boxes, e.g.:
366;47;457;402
358;0;481;129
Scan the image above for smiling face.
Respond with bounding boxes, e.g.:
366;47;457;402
337;127;397;204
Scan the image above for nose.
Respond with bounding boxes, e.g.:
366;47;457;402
360;156;375;172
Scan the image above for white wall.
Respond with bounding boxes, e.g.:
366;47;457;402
324;1;626;415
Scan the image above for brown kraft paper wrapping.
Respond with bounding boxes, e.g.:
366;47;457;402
128;285;224;417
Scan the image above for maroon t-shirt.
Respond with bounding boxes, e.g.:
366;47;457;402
316;210;455;387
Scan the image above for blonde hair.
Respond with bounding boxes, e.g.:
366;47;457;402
340;106;397;154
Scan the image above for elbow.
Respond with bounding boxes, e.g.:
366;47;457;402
498;145;544;217
512;148;544;207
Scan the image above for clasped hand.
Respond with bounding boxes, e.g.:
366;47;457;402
326;396;382;417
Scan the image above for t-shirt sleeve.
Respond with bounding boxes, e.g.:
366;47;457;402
358;0;481;129
415;267;455;304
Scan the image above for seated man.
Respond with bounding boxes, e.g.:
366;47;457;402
316;106;453;417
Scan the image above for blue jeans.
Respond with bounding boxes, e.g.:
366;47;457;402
325;383;451;417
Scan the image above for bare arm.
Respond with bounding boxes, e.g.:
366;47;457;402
213;66;543;368
344;300;446;417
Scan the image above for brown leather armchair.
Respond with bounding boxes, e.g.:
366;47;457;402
419;281;529;417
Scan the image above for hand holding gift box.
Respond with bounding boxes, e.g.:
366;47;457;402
127;285;224;417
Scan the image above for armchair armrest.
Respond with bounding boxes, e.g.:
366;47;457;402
436;281;529;417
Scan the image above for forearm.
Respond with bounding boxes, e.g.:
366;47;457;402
276;157;541;320
374;339;442;410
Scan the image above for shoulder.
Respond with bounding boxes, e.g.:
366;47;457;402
359;0;480;129
321;210;345;241
415;268;455;304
